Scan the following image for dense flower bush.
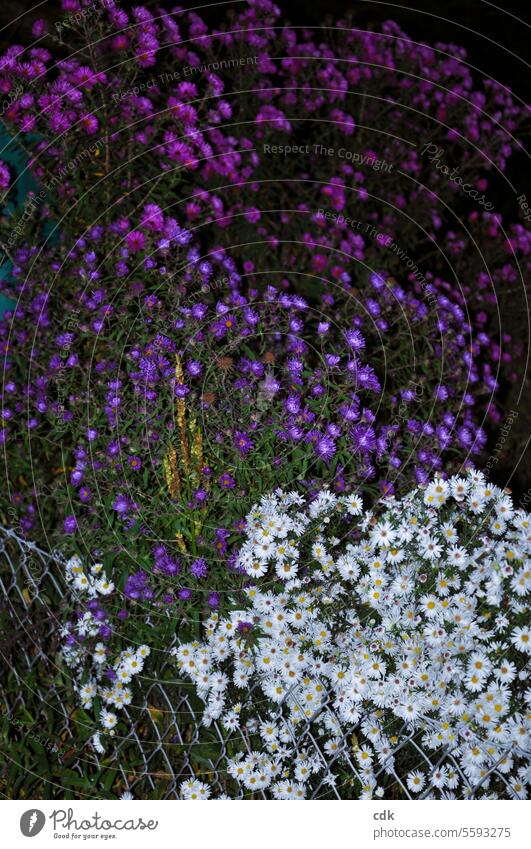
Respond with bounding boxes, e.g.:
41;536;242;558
174;469;531;799
1;1;529;544
0;0;529;802
0;204;499;575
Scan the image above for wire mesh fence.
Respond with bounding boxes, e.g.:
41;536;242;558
0;526;526;799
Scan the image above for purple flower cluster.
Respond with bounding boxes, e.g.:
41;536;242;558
0;0;527;594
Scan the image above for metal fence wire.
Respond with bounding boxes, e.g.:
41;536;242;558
0;526;527;800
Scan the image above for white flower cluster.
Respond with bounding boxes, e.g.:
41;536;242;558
175;470;531;799
63;555;115;596
61;555;150;751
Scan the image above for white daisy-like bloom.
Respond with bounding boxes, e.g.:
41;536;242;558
123;654;144;675
115;666;132;684
407;770;426;793
180;779;211;800
137;644;151;659
450;477;470;500
511;626;531;654
342;493;363;515
78;681;97;707
120;791;134;800
490;517;507;536
370;520;396;548
424;477;449;508
309;489;337;519
91;732;105;755
497;497;515;521
468;490;486;513
92;642;107;664
173;470;529;799
100;710;118;730
73;572;91;592
95;577;115;595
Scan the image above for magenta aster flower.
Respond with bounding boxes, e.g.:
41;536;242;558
140;204;164;232
125;230;146;252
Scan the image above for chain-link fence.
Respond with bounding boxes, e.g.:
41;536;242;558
0;526;526;799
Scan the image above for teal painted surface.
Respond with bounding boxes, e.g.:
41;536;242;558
0;291;15;314
0;128;58;316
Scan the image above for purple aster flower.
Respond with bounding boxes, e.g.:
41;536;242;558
64;515;77;534
140;203;164;231
56;332;75;349
207;591;220;608
219;473;236;489
178;588;192;601
345;329;366;350
285;394;301;415
237;621;254;635
156;553;181;577
71;469;84;486
186;359;203;377
315;435;336;463
78;486;92;503
174;383;190;398
287;424;304;441
128;456;142;471
333;476;346;493
191;304;208;320
326;423;341;438
339;402;360;422
112;494;129;513
190;558;208;579
214;528;230;555
124;571;151;600
287;357;303;375
234;430;254;455
260;371;280;398
350;424;376;453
